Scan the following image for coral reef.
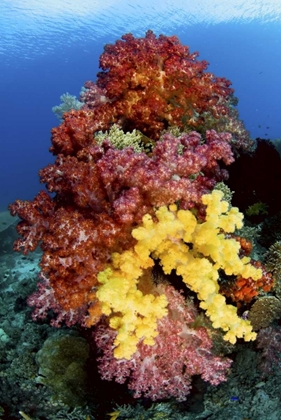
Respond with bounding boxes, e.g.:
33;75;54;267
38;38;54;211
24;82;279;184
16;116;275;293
8;31;277;409
94;123;149;153
259;211;281;248
264;241;281;284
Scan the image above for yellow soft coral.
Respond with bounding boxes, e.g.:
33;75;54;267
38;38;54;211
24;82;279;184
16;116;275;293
96;252;167;359
97;189;262;359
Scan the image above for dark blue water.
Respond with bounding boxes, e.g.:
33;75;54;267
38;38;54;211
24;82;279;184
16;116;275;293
1;1;281;210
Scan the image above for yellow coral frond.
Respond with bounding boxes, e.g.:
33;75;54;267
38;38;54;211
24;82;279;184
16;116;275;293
97;266;168;359
96;189;262;359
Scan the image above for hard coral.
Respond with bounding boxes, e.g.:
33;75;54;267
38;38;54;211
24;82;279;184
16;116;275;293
249;296;281;330
36;333;89;406
265;241;281;280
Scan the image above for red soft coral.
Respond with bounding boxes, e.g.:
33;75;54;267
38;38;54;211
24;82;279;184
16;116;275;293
95;31;234;138
10;130;234;317
51;31;251;156
9;191;54;254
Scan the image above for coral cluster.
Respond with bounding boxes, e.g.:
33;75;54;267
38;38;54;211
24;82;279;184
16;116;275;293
50;31;252;156
9;31;273;401
96;190;262;360
95;285;232;401
9;130;234;318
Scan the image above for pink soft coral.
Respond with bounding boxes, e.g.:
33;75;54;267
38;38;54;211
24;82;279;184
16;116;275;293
95;285;232;401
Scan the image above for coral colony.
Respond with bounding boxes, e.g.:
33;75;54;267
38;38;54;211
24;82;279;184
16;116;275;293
9;31;274;401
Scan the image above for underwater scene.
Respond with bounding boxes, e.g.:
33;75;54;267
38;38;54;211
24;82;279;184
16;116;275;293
1;1;281;419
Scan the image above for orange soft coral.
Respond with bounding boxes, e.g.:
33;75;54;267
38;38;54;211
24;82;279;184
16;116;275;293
221;260;274;304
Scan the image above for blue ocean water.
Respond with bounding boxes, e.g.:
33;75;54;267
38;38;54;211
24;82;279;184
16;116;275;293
0;0;281;210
